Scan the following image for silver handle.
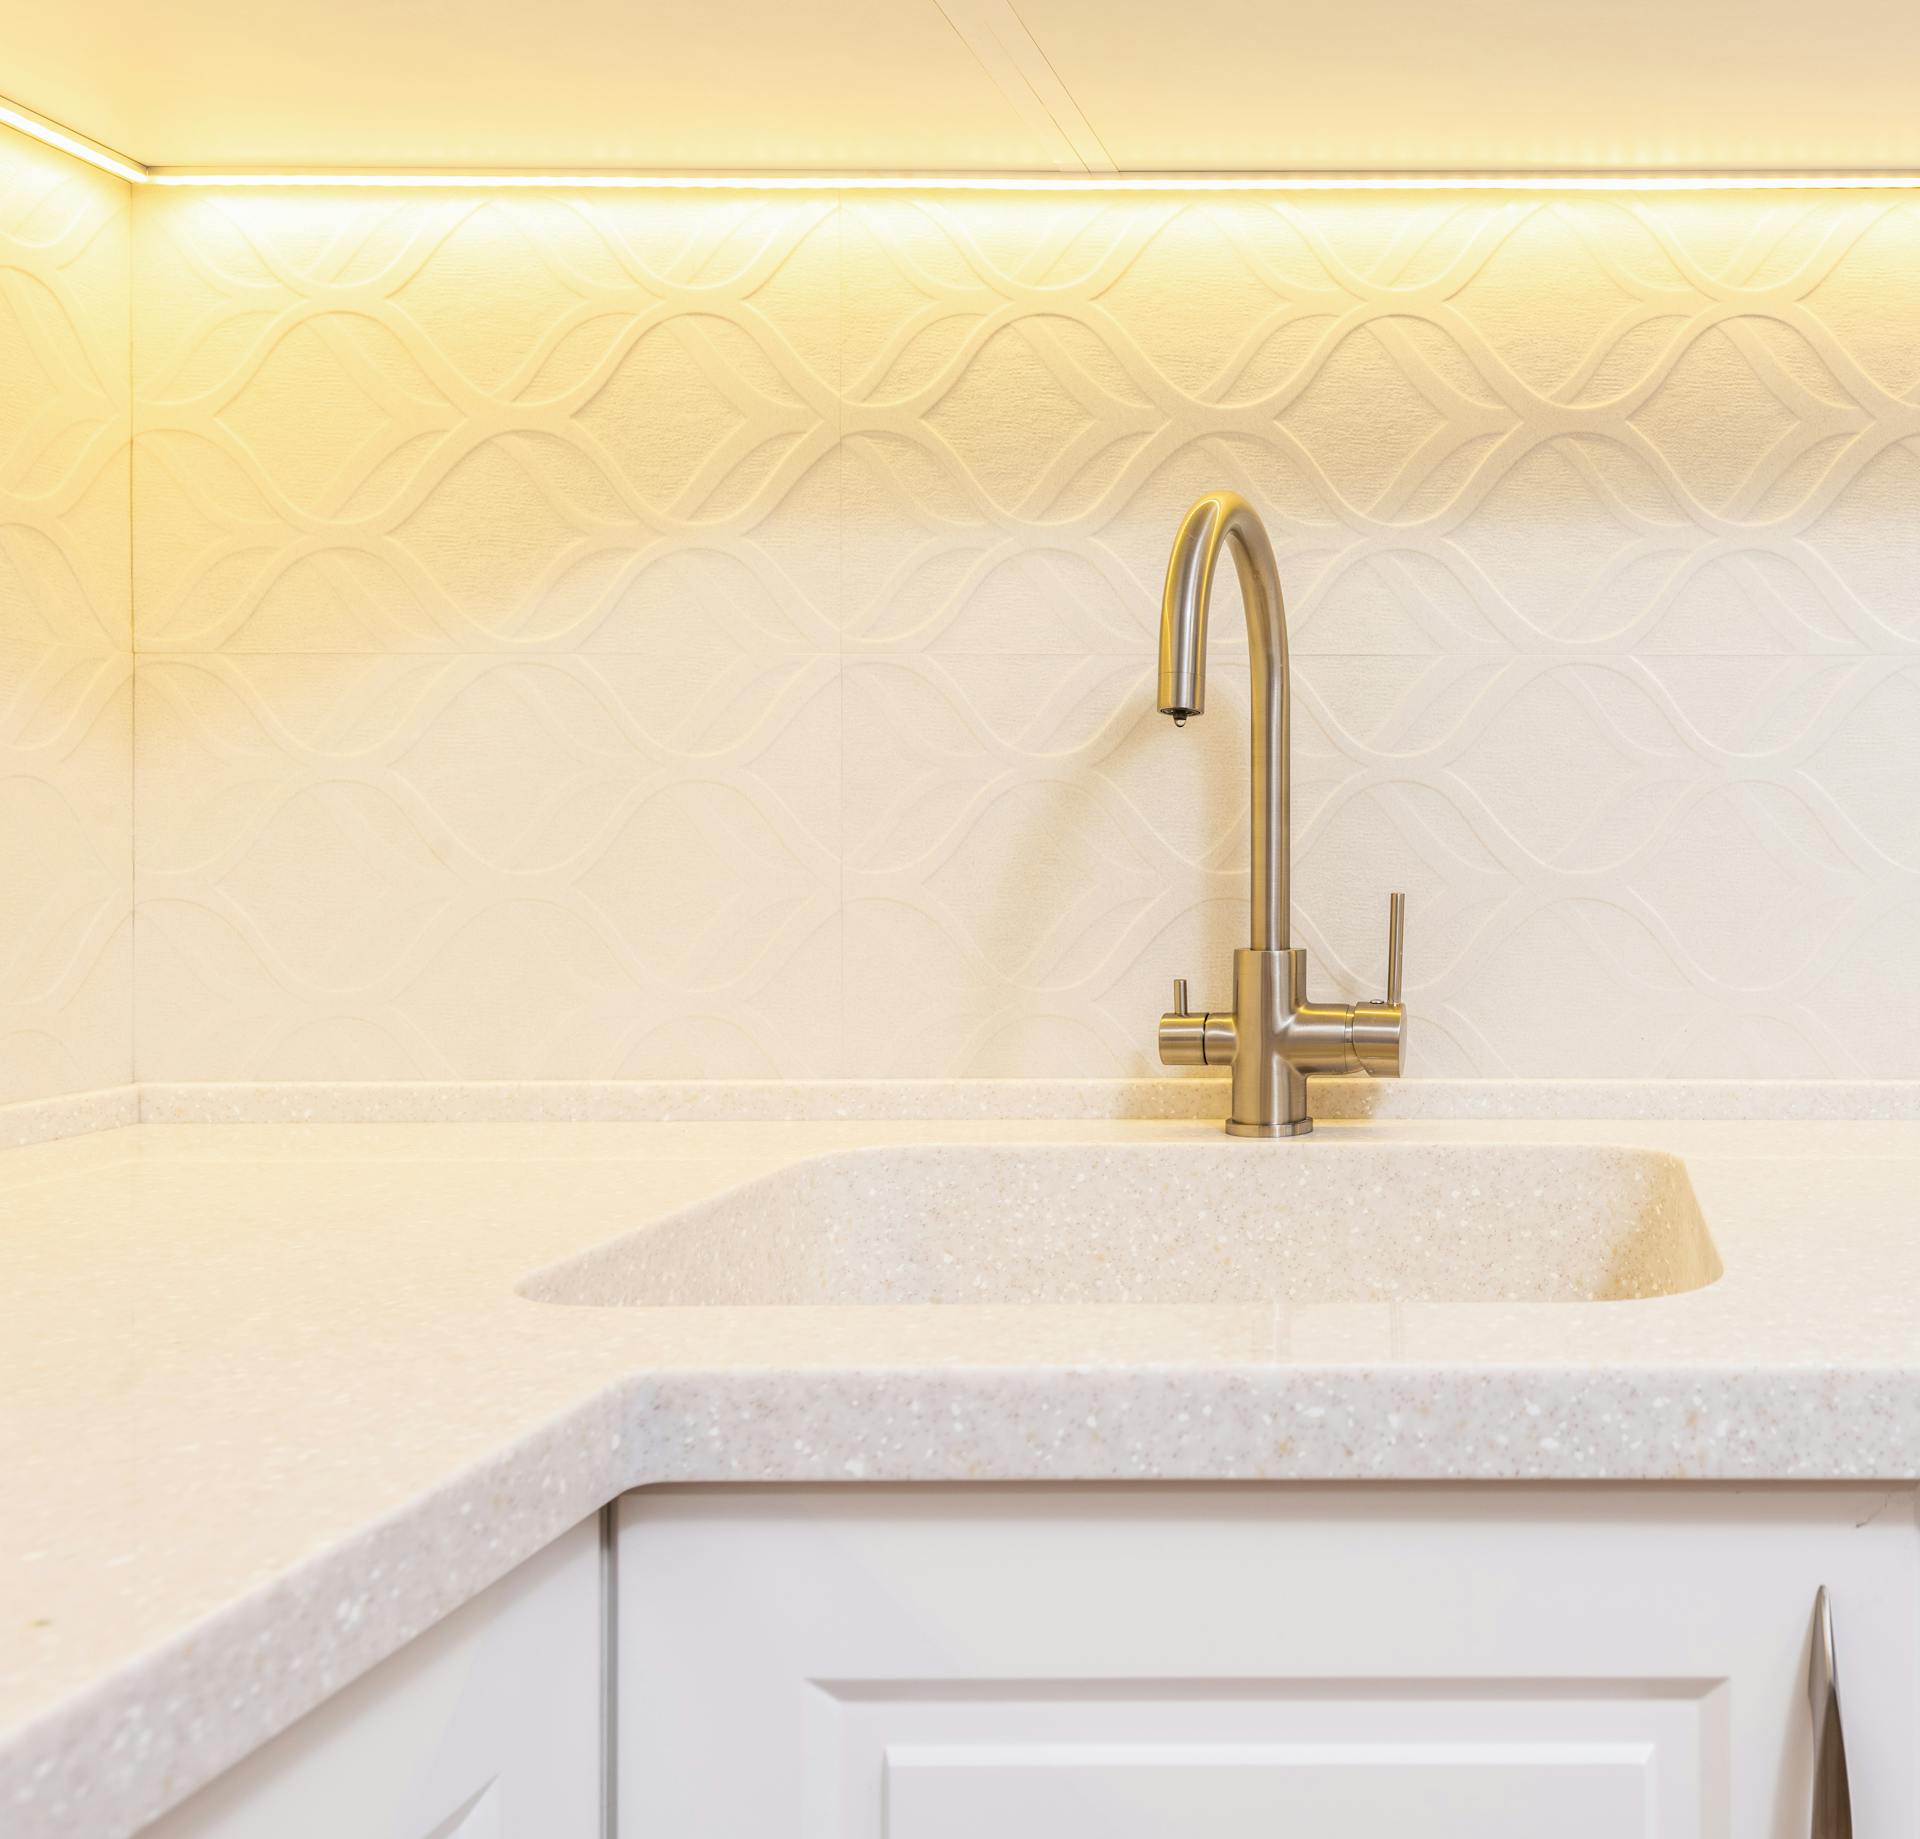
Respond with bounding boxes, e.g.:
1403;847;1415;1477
1172;978;1190;1018
1385;891;1405;1005
1809;1586;1853;1839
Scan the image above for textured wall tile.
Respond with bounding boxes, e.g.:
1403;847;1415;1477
846;654;1268;1075
132;188;842;654
134;186;1920;1080
135;653;840;1078
0;125;132;1104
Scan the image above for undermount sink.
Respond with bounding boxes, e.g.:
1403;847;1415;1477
520;1142;1720;1309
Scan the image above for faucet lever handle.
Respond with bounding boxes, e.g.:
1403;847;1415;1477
1385;892;1406;1005
1172;977;1190;1017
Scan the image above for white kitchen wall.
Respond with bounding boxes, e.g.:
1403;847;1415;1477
0;124;131;1105
129;187;1920;1081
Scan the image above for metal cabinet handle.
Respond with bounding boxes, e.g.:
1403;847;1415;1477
1809;1586;1853;1839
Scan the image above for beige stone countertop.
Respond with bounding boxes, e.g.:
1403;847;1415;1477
6;1114;1920;1836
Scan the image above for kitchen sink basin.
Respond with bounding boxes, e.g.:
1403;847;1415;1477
519;1141;1719;1308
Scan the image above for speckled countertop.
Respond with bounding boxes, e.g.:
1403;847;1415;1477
6;1112;1920;1837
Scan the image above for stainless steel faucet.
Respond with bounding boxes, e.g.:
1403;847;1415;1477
1154;491;1408;1137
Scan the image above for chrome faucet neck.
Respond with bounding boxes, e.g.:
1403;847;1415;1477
1155;492;1409;1137
1157;490;1287;952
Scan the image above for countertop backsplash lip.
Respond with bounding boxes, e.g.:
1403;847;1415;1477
5;1078;1917;1150
0;1086;140;1151
3;1079;1920;1145
125;1076;1920;1124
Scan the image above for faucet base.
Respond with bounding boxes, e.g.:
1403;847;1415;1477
1228;947;1314;1137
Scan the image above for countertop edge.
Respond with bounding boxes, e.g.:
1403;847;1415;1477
10;1358;1920;1839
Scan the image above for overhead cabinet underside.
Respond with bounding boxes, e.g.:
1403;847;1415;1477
10;0;1920;175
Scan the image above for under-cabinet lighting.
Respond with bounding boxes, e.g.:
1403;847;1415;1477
144;170;1920;191
10;95;1920;194
0;99;147;185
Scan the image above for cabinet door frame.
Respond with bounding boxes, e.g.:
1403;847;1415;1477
616;1482;1920;1839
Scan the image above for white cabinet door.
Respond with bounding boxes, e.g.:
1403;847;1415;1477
146;1514;603;1839
617;1485;1918;1839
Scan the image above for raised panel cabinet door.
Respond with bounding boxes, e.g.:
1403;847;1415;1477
616;1484;1920;1839
144;1514;603;1839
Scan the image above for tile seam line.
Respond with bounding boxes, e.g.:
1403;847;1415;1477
126;163;139;1103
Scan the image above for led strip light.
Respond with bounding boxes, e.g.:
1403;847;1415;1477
146;171;1920;190
9;91;1920;192
0;98;147;185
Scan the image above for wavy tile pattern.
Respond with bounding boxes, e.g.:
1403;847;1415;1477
0;125;132;1104
133;188;1920;1079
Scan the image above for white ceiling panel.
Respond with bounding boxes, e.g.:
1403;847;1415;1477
3;0;1920;173
0;0;1063;171
1018;0;1920;173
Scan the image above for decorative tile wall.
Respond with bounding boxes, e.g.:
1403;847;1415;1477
132;187;1920;1080
0;125;132;1105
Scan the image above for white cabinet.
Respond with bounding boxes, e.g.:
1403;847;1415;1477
132;1484;1920;1837
146;1515;602;1839
616;1485;1919;1837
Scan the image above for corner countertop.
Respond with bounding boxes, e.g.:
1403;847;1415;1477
6;1113;1920;1836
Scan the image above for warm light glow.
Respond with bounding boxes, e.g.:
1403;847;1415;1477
9;92;1920;193
147;170;1920;192
0;98;147;185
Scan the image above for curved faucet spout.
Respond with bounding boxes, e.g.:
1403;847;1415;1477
1155;490;1408;1135
1157;490;1288;951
